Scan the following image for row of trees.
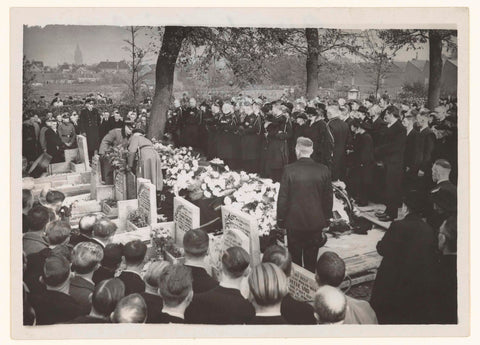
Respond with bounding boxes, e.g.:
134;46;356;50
143;27;456;140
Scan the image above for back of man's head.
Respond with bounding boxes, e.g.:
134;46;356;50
72;242;104;274
183;228;209;258
45;220;71;245
158;264;192;307
434;158;452;173
262;245;292;277
315;251;346;287
123;240;147;266
42;254;71;287
295;137;314;159
313;285;347;324
27;205;50;231
45;190;65;205
102;243;124;270
92;217;117;240
221;246;250;278
111;293;147;323
92;278;125;317
22;189;33;211
386;105;400;118
78;215;98;237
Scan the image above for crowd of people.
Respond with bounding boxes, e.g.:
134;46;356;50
22;90;458;325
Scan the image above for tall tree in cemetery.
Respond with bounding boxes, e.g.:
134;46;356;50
123;26;148;109
379;29;457;109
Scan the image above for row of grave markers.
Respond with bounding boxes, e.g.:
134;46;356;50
39;133;315;302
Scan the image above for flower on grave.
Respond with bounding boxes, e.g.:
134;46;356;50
127;209;149;229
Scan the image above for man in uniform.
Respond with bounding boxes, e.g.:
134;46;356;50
79;98;100;160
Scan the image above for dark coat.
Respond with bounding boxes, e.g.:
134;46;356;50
79;107;100;153
184;286;255;324
374;120;407;166
404;128;422;173
185;265;219;294
118;271;146;295
140;292;164;323
247;315;288;324
66;315;109;323
303;119;333;167
239;113;262;160
92;265;116;285
417;127;436;173
154;312;185;324
45;127;64;163
351;132;375;167
262;118;292;174
179;107;202;150
69;276;95;315
215;113;237;160
370;213;438;324
108;117;124;129
328;117;350;180
281;293;316;324
98;118;112;142
277;157;333;232
368;116;388;147
23;122;38;161
29;290;83;325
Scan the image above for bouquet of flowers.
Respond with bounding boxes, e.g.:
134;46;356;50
127;209;149;229
103;198;118;208
104;145;129;172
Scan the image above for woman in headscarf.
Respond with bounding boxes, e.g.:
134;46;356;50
98;121;134;184
127;128;163;193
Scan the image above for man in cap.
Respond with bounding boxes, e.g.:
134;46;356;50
277;137;332;272
79;98;100;160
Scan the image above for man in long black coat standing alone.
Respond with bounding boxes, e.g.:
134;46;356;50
277;137;332;273
327;106;350;181
374;106;407;222
79;99;100;160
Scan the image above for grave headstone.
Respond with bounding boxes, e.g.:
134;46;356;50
137;179;157;226
90;155;101;199
125;171;137;200
288;263;318;303
96;185;114;202
222;228;250;253
221;206;261;266
76;135;91;172
114;170;127;201
173;196;200;247
64;148;79;164
117;199;138;233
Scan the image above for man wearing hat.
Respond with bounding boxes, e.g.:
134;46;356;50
277;137;332;273
303;106;333;169
79;98;100;160
349;119;375;206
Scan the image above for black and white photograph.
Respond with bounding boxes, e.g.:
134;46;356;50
9;6;469;339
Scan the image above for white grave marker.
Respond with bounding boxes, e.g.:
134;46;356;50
114;170;127;201
173;196;200;247
76;135;91;172
90;155;101;199
288;263;318;302
137;179;157;226
221;205;261;266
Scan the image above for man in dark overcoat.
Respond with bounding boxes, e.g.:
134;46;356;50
79;99;100;160
277;137;332;272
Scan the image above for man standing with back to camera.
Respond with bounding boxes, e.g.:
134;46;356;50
277;137;333;273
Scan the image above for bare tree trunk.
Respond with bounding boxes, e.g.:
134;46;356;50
305;28;319;100
131;27;137;108
427;30;443;109
147;26;189;140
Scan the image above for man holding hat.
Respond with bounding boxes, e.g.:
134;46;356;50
277;137;332;273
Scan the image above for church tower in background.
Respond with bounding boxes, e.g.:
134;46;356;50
74;44;83;65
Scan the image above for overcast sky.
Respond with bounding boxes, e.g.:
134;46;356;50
24;25;430;67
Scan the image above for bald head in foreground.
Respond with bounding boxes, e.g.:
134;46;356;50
313;285;347;324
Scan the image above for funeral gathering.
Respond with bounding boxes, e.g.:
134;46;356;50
20;25;458;327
